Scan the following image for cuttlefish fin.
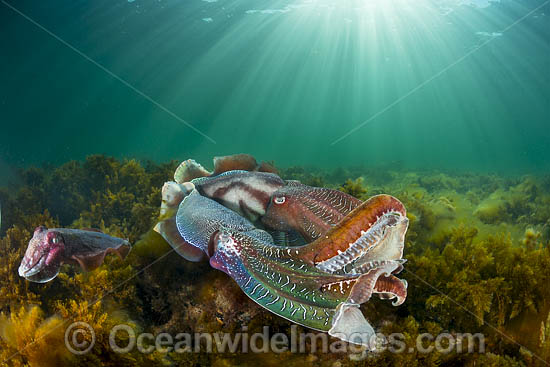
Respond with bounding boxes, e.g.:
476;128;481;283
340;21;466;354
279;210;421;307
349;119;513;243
71;243;131;272
212;154;258;174
154;217;206;262
329;303;376;348
160;181;195;217
81;228;103;233
114;242;131;260
72;252;107;272
284;180;302;186
174;159;212;184
257;161;278;174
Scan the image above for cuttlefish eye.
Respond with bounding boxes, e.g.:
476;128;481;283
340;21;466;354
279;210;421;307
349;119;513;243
47;233;60;245
273;196;286;205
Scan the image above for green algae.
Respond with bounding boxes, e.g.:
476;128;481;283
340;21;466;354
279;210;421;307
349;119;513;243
0;156;549;366
339;177;368;200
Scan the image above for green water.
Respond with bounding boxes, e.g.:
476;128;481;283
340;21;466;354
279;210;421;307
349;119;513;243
0;0;549;172
1;2;550;365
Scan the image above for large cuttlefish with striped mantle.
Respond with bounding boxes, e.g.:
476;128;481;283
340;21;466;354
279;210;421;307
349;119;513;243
175;189;408;348
154;154;285;261
154;154;409;304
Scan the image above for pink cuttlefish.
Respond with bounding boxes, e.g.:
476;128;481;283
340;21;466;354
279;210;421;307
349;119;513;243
19;226;130;283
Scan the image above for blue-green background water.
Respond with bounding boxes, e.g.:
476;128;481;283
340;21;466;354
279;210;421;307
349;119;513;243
1;0;548;174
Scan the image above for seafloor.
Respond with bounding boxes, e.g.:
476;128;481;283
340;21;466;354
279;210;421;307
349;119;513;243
0;155;549;366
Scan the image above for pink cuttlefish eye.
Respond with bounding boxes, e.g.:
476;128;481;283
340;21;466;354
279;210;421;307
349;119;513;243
273;196;286;205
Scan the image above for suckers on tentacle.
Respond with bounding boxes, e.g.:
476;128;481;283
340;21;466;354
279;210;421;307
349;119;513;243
279;194;408;274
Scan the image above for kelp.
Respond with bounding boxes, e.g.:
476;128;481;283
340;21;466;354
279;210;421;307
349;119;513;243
0;306;70;366
339;177;368;200
0;155;550;366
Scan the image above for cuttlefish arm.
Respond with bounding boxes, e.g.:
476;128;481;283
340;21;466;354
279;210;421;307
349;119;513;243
209;228;405;348
373;274;408;306
261;184;362;242
286;194;408;274
19;227;131;283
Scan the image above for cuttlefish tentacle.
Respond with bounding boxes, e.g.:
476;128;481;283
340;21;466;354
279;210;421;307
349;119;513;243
210;228;402;348
345;261;402;304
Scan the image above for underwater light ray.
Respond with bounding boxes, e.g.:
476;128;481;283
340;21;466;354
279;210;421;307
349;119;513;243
1;241;182;364
403;268;550;366
330;0;550;146
0;0;217;145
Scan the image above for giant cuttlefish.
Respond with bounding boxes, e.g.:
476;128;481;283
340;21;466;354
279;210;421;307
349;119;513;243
175;189;408;348
157;163;407;273
19;227;131;283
